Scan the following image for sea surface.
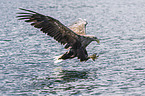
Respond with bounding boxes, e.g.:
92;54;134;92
0;0;145;95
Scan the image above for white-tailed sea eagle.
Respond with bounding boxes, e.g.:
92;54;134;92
17;8;100;62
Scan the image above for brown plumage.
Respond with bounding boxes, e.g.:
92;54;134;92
17;8;99;62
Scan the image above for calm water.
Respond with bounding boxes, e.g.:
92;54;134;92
0;0;145;95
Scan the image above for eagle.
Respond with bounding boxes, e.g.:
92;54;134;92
17;8;100;62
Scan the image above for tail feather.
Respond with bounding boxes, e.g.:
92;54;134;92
58;49;76;60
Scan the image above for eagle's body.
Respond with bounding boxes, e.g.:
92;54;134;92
17;8;99;62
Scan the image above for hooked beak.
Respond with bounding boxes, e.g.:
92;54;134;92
96;39;100;44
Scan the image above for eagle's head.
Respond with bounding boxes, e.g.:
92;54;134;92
85;35;100;44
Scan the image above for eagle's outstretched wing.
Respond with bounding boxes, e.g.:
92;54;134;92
17;8;81;48
17;8;91;61
68;18;87;35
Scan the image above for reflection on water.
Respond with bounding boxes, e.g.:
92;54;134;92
28;67;109;95
27;67;89;95
54;68;88;82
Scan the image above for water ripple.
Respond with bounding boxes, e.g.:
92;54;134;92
0;0;145;95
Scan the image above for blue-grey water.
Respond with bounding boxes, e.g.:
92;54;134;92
0;0;145;95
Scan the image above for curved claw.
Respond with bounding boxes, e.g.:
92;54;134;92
89;53;99;61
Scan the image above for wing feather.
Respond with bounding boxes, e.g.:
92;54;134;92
68;18;87;35
17;8;80;47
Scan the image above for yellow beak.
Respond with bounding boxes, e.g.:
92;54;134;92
96;39;100;44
